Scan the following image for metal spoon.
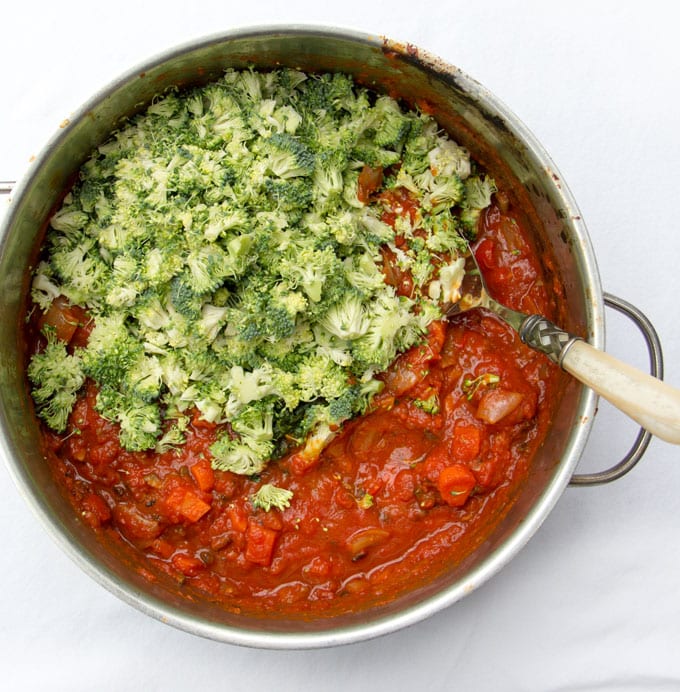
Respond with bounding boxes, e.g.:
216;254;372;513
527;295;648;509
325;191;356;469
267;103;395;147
445;252;680;445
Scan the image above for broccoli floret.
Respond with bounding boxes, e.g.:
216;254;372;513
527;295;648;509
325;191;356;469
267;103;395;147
184;245;231;295
31;262;62;312
49;208;90;236
94;385;162;451
427;173;466;209
263;177;313;218
429;257;467;305
460;175;497;234
263;132;315;179
227;364;276;407
278;245;342;303
414;393;440;415
197;303;228;343
251;484;293;512
327;379;383;424
117;399;162;451
82;313;142;385
234;279;298;343
211;399;278;472
312;150;347;210
414;169;465;210
352;292;425;372
427;139;472;179
318;294;369;340
371;95;412;150
423;211;467;254
210;434;272;475
124;353;164;401
231;399;275;444
296;72;357;115
155;415;189;453
258;320;315;369
295;354;349;402
27;330;85;432
169;276;203;318
50;237;110;307
351;143;401;168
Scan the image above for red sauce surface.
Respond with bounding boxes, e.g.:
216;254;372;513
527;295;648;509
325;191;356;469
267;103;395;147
36;201;562;618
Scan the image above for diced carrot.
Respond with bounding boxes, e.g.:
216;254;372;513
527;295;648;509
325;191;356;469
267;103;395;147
245;521;278;566
163;484;189;518
180;491;212;523
190;457;215;492
150;538;175;560
227;504;248;533
437;464;477;508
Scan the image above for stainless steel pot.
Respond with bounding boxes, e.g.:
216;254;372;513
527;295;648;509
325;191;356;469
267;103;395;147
0;26;661;648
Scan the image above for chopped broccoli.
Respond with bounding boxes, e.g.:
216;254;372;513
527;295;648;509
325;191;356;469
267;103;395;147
352;291;424;372
263;132;315;179
155;415;189;453
427;139;471;179
371;95;412;150
319;294;369;340
278;245;342;303
210;438;263;475
27;329;85;432
117;399;162;451
460;175;497;234
263;177;313;221
81;313;142;385
27;68;496;472
231;399;275;445
31;262;62;312
251;484;294;512
414;393;440;415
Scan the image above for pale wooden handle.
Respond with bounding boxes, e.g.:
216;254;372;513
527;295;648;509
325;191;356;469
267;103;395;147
561;340;680;444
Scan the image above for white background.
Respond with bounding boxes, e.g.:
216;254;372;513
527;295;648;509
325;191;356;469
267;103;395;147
2;2;680;690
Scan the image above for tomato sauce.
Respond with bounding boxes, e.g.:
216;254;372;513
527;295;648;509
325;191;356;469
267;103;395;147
35;201;562;618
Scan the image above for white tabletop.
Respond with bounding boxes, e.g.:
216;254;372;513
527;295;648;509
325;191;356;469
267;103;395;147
2;2;680;690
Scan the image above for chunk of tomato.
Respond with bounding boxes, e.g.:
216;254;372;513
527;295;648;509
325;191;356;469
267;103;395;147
245;521;278;567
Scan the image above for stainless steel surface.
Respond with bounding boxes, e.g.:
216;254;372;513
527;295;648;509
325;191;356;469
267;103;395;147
0;26;604;649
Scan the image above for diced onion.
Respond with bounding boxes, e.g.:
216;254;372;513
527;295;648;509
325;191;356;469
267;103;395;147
476;390;524;424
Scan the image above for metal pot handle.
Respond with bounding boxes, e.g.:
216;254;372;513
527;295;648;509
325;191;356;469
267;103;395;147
569;292;663;486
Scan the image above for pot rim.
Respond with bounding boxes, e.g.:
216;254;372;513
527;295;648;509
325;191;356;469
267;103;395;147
0;24;603;649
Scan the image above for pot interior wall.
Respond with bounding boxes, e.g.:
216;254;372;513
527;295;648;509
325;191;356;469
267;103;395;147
0;28;599;644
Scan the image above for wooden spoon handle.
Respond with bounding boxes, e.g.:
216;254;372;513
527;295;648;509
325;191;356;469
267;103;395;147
561;339;680;444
